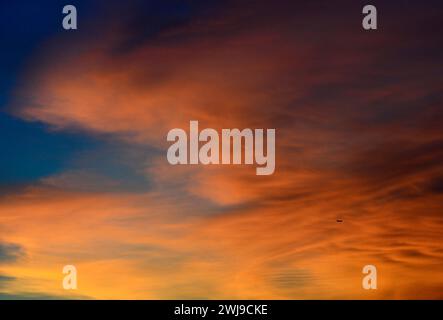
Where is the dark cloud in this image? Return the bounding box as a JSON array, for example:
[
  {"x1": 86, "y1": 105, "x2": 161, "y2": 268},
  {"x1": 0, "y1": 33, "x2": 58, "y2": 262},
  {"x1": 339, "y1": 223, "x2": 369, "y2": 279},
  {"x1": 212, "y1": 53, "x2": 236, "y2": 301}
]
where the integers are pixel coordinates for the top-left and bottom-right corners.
[
  {"x1": 0, "y1": 272, "x2": 90, "y2": 299},
  {"x1": 426, "y1": 176, "x2": 443, "y2": 195},
  {"x1": 0, "y1": 243, "x2": 24, "y2": 264},
  {"x1": 344, "y1": 140, "x2": 443, "y2": 188},
  {"x1": 0, "y1": 274, "x2": 15, "y2": 289},
  {"x1": 0, "y1": 292, "x2": 91, "y2": 300}
]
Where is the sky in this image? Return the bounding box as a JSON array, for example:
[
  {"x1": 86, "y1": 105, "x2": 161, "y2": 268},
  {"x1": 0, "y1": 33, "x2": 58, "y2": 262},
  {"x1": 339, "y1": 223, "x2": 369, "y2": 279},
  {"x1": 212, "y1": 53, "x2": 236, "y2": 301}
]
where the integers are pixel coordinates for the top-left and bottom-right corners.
[{"x1": 1, "y1": 0, "x2": 443, "y2": 299}]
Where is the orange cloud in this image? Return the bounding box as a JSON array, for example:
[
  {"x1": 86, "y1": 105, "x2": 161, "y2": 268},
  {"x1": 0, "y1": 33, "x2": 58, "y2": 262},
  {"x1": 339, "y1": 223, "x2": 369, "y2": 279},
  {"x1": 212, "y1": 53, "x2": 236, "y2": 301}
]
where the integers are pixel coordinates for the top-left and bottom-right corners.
[{"x1": 3, "y1": 0, "x2": 443, "y2": 299}]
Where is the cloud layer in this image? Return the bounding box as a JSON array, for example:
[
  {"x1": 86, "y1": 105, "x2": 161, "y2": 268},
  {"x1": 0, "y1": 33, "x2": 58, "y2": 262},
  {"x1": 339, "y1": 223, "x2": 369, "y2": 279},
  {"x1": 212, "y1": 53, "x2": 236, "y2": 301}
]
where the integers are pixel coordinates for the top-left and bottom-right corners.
[{"x1": 2, "y1": 0, "x2": 443, "y2": 299}]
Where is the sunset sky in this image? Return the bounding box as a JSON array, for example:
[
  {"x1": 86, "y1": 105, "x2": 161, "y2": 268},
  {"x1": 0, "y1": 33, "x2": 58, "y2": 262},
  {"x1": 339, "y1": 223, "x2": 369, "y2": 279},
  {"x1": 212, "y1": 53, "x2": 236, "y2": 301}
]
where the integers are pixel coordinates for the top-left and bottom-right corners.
[{"x1": 1, "y1": 0, "x2": 443, "y2": 299}]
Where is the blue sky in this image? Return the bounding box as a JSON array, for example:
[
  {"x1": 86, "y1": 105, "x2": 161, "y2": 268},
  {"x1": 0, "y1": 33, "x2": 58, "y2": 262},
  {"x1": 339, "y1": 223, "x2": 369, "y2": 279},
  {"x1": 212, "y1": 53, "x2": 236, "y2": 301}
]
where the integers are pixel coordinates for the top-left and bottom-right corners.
[{"x1": 0, "y1": 0, "x2": 163, "y2": 190}]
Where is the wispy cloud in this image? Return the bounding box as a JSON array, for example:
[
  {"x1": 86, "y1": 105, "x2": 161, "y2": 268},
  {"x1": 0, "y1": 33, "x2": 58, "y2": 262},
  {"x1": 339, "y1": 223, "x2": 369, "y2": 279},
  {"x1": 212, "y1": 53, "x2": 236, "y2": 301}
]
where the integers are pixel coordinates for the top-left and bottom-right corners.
[{"x1": 2, "y1": 0, "x2": 443, "y2": 299}]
